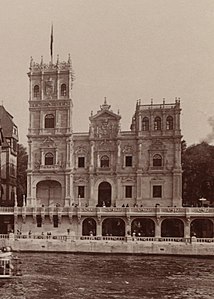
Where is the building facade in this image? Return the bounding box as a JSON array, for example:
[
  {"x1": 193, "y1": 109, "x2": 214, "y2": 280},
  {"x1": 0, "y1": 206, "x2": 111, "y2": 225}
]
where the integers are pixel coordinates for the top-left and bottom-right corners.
[
  {"x1": 0, "y1": 106, "x2": 18, "y2": 233},
  {"x1": 7, "y1": 55, "x2": 211, "y2": 240}
]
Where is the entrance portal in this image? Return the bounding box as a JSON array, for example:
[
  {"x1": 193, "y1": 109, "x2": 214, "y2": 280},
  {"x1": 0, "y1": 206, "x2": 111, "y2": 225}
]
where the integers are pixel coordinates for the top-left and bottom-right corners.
[{"x1": 98, "y1": 182, "x2": 111, "y2": 207}]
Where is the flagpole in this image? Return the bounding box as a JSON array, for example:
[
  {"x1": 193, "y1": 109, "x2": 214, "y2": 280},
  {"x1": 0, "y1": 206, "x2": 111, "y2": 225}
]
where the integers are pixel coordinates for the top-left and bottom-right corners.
[{"x1": 50, "y1": 24, "x2": 53, "y2": 64}]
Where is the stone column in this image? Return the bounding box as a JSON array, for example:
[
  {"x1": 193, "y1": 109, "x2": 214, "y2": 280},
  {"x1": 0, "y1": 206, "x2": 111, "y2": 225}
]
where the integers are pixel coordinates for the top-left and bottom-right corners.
[
  {"x1": 96, "y1": 219, "x2": 102, "y2": 237},
  {"x1": 184, "y1": 218, "x2": 191, "y2": 239},
  {"x1": 155, "y1": 219, "x2": 161, "y2": 238}
]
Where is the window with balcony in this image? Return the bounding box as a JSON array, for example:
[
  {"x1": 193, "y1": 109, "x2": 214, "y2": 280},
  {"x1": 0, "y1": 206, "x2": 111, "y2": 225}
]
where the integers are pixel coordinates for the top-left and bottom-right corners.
[
  {"x1": 78, "y1": 186, "x2": 85, "y2": 198},
  {"x1": 153, "y1": 154, "x2": 162, "y2": 167},
  {"x1": 154, "y1": 117, "x2": 161, "y2": 130},
  {"x1": 61, "y1": 84, "x2": 67, "y2": 96},
  {"x1": 142, "y1": 117, "x2": 149, "y2": 131},
  {"x1": 153, "y1": 185, "x2": 162, "y2": 198},
  {"x1": 100, "y1": 155, "x2": 109, "y2": 168},
  {"x1": 166, "y1": 116, "x2": 173, "y2": 130},
  {"x1": 125, "y1": 155, "x2": 133, "y2": 167},
  {"x1": 45, "y1": 114, "x2": 55, "y2": 128},
  {"x1": 125, "y1": 186, "x2": 132, "y2": 198},
  {"x1": 45, "y1": 152, "x2": 54, "y2": 165},
  {"x1": 78, "y1": 157, "x2": 85, "y2": 168}
]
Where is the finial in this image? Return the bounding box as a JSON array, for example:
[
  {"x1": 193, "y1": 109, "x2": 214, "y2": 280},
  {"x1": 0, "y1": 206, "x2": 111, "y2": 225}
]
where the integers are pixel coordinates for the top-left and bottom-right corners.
[
  {"x1": 91, "y1": 110, "x2": 93, "y2": 116},
  {"x1": 104, "y1": 97, "x2": 107, "y2": 104},
  {"x1": 151, "y1": 98, "x2": 153, "y2": 105},
  {"x1": 40, "y1": 56, "x2": 43, "y2": 66},
  {"x1": 57, "y1": 54, "x2": 59, "y2": 64},
  {"x1": 163, "y1": 98, "x2": 165, "y2": 104},
  {"x1": 30, "y1": 56, "x2": 33, "y2": 68},
  {"x1": 117, "y1": 109, "x2": 120, "y2": 115},
  {"x1": 68, "y1": 53, "x2": 71, "y2": 64},
  {"x1": 138, "y1": 99, "x2": 141, "y2": 105}
]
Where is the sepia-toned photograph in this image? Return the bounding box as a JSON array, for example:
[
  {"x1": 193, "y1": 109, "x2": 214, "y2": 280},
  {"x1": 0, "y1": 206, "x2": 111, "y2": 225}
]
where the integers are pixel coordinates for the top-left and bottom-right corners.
[{"x1": 0, "y1": 0, "x2": 214, "y2": 298}]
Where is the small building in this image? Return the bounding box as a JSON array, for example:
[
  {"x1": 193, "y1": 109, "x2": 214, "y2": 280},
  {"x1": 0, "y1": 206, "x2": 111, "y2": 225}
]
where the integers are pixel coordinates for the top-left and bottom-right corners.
[{"x1": 0, "y1": 106, "x2": 18, "y2": 233}]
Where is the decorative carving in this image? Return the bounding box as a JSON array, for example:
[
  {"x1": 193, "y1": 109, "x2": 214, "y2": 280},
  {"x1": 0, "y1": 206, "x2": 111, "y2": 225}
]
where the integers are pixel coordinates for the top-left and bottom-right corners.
[
  {"x1": 127, "y1": 215, "x2": 131, "y2": 226},
  {"x1": 45, "y1": 77, "x2": 55, "y2": 97},
  {"x1": 77, "y1": 214, "x2": 81, "y2": 224},
  {"x1": 122, "y1": 145, "x2": 133, "y2": 154},
  {"x1": 74, "y1": 177, "x2": 88, "y2": 184},
  {"x1": 150, "y1": 139, "x2": 165, "y2": 150},
  {"x1": 42, "y1": 136, "x2": 56, "y2": 148},
  {"x1": 121, "y1": 176, "x2": 136, "y2": 183},
  {"x1": 97, "y1": 215, "x2": 102, "y2": 224},
  {"x1": 75, "y1": 146, "x2": 88, "y2": 155},
  {"x1": 98, "y1": 140, "x2": 114, "y2": 151}
]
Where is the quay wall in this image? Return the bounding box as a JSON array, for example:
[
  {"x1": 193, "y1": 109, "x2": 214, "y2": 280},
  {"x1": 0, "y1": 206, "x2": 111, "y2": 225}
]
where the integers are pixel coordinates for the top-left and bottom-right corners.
[{"x1": 2, "y1": 237, "x2": 214, "y2": 256}]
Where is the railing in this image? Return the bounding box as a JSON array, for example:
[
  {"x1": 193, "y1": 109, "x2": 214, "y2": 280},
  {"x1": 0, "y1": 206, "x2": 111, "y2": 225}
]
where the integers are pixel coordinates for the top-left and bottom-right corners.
[
  {"x1": 1, "y1": 206, "x2": 214, "y2": 216},
  {"x1": 8, "y1": 234, "x2": 214, "y2": 244}
]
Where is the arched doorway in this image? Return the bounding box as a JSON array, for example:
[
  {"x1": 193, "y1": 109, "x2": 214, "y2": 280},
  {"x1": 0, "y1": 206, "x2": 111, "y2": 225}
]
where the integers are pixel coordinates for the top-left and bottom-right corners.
[
  {"x1": 36, "y1": 180, "x2": 62, "y2": 206},
  {"x1": 131, "y1": 218, "x2": 155, "y2": 237},
  {"x1": 98, "y1": 182, "x2": 111, "y2": 207},
  {"x1": 191, "y1": 219, "x2": 213, "y2": 238},
  {"x1": 82, "y1": 218, "x2": 97, "y2": 236},
  {"x1": 161, "y1": 218, "x2": 184, "y2": 237},
  {"x1": 102, "y1": 218, "x2": 125, "y2": 236}
]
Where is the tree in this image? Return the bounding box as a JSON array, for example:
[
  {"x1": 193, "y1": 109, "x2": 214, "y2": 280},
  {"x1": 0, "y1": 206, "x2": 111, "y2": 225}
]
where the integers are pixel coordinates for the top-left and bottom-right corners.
[
  {"x1": 182, "y1": 142, "x2": 214, "y2": 206},
  {"x1": 17, "y1": 144, "x2": 28, "y2": 206}
]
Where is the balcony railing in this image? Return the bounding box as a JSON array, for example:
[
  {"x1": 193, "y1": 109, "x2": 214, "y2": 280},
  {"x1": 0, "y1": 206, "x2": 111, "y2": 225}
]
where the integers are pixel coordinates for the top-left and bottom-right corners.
[
  {"x1": 1, "y1": 206, "x2": 214, "y2": 217},
  {"x1": 7, "y1": 234, "x2": 214, "y2": 244}
]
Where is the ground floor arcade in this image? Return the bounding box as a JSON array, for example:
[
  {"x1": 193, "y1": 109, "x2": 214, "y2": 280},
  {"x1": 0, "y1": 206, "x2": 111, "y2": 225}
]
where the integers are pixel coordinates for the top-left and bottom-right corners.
[{"x1": 10, "y1": 215, "x2": 214, "y2": 239}]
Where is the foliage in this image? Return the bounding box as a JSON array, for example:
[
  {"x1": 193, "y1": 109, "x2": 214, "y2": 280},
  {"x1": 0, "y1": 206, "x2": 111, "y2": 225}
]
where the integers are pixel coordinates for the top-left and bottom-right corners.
[
  {"x1": 182, "y1": 141, "x2": 214, "y2": 206},
  {"x1": 17, "y1": 143, "x2": 28, "y2": 206}
]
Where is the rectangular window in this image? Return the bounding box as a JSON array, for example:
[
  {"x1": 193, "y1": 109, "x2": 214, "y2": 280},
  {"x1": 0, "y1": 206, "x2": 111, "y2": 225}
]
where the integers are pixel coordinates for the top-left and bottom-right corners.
[
  {"x1": 53, "y1": 215, "x2": 58, "y2": 228},
  {"x1": 153, "y1": 186, "x2": 162, "y2": 198},
  {"x1": 78, "y1": 157, "x2": 85, "y2": 168},
  {"x1": 36, "y1": 215, "x2": 42, "y2": 227},
  {"x1": 125, "y1": 186, "x2": 132, "y2": 198},
  {"x1": 125, "y1": 156, "x2": 132, "y2": 167},
  {"x1": 78, "y1": 186, "x2": 85, "y2": 198}
]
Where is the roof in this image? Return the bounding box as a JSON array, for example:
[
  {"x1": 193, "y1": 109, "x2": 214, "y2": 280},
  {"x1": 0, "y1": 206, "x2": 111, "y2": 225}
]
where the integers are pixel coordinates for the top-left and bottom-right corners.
[{"x1": 0, "y1": 106, "x2": 18, "y2": 139}]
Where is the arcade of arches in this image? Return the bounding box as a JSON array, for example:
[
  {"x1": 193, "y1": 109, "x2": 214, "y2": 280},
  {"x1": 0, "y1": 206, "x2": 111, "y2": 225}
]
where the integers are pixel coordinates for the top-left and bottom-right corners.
[{"x1": 81, "y1": 217, "x2": 214, "y2": 238}]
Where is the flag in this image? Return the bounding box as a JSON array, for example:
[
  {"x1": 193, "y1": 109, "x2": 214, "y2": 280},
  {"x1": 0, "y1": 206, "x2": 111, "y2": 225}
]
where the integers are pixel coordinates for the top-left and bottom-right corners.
[{"x1": 50, "y1": 24, "x2": 53, "y2": 58}]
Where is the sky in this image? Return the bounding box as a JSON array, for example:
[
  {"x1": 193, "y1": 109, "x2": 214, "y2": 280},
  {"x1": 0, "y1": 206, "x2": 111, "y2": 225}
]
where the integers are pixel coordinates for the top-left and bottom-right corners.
[{"x1": 0, "y1": 0, "x2": 214, "y2": 146}]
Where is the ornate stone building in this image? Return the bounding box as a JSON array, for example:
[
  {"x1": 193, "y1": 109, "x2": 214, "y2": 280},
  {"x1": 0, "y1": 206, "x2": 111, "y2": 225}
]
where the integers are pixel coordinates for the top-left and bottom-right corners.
[
  {"x1": 18, "y1": 55, "x2": 191, "y2": 238},
  {"x1": 27, "y1": 56, "x2": 182, "y2": 212}
]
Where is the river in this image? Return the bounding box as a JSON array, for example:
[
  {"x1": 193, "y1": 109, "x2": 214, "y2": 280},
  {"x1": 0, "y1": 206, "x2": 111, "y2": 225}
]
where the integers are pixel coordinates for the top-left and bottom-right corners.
[{"x1": 0, "y1": 253, "x2": 214, "y2": 299}]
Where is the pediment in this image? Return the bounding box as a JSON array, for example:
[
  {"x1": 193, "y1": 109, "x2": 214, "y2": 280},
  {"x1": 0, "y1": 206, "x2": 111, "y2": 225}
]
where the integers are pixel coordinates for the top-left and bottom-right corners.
[{"x1": 90, "y1": 109, "x2": 120, "y2": 121}]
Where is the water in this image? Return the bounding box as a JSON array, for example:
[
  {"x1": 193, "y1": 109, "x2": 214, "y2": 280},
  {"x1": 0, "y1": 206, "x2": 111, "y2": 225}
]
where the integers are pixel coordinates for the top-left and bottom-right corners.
[{"x1": 0, "y1": 253, "x2": 214, "y2": 299}]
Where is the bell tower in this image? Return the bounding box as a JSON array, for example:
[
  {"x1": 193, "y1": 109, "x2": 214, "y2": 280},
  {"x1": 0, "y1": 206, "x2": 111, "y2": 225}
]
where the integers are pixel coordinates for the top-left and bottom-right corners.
[{"x1": 27, "y1": 55, "x2": 74, "y2": 207}]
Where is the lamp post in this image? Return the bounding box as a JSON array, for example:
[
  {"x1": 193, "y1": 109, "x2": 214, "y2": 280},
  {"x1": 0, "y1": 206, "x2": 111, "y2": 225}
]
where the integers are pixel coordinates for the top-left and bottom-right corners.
[{"x1": 199, "y1": 197, "x2": 206, "y2": 207}]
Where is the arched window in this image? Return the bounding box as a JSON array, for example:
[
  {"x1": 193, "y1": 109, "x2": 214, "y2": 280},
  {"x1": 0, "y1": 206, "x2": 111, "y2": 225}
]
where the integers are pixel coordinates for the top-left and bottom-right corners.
[
  {"x1": 34, "y1": 85, "x2": 39, "y2": 98},
  {"x1": 45, "y1": 153, "x2": 54, "y2": 165},
  {"x1": 45, "y1": 114, "x2": 55, "y2": 128},
  {"x1": 166, "y1": 116, "x2": 173, "y2": 130},
  {"x1": 100, "y1": 155, "x2": 109, "y2": 168},
  {"x1": 142, "y1": 117, "x2": 149, "y2": 131},
  {"x1": 61, "y1": 84, "x2": 67, "y2": 96},
  {"x1": 154, "y1": 116, "x2": 161, "y2": 130},
  {"x1": 153, "y1": 154, "x2": 162, "y2": 167}
]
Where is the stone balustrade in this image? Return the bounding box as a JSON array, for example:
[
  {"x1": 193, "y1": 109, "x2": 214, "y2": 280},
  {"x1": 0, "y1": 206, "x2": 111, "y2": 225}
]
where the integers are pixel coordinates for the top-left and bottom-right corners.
[{"x1": 1, "y1": 206, "x2": 214, "y2": 218}]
